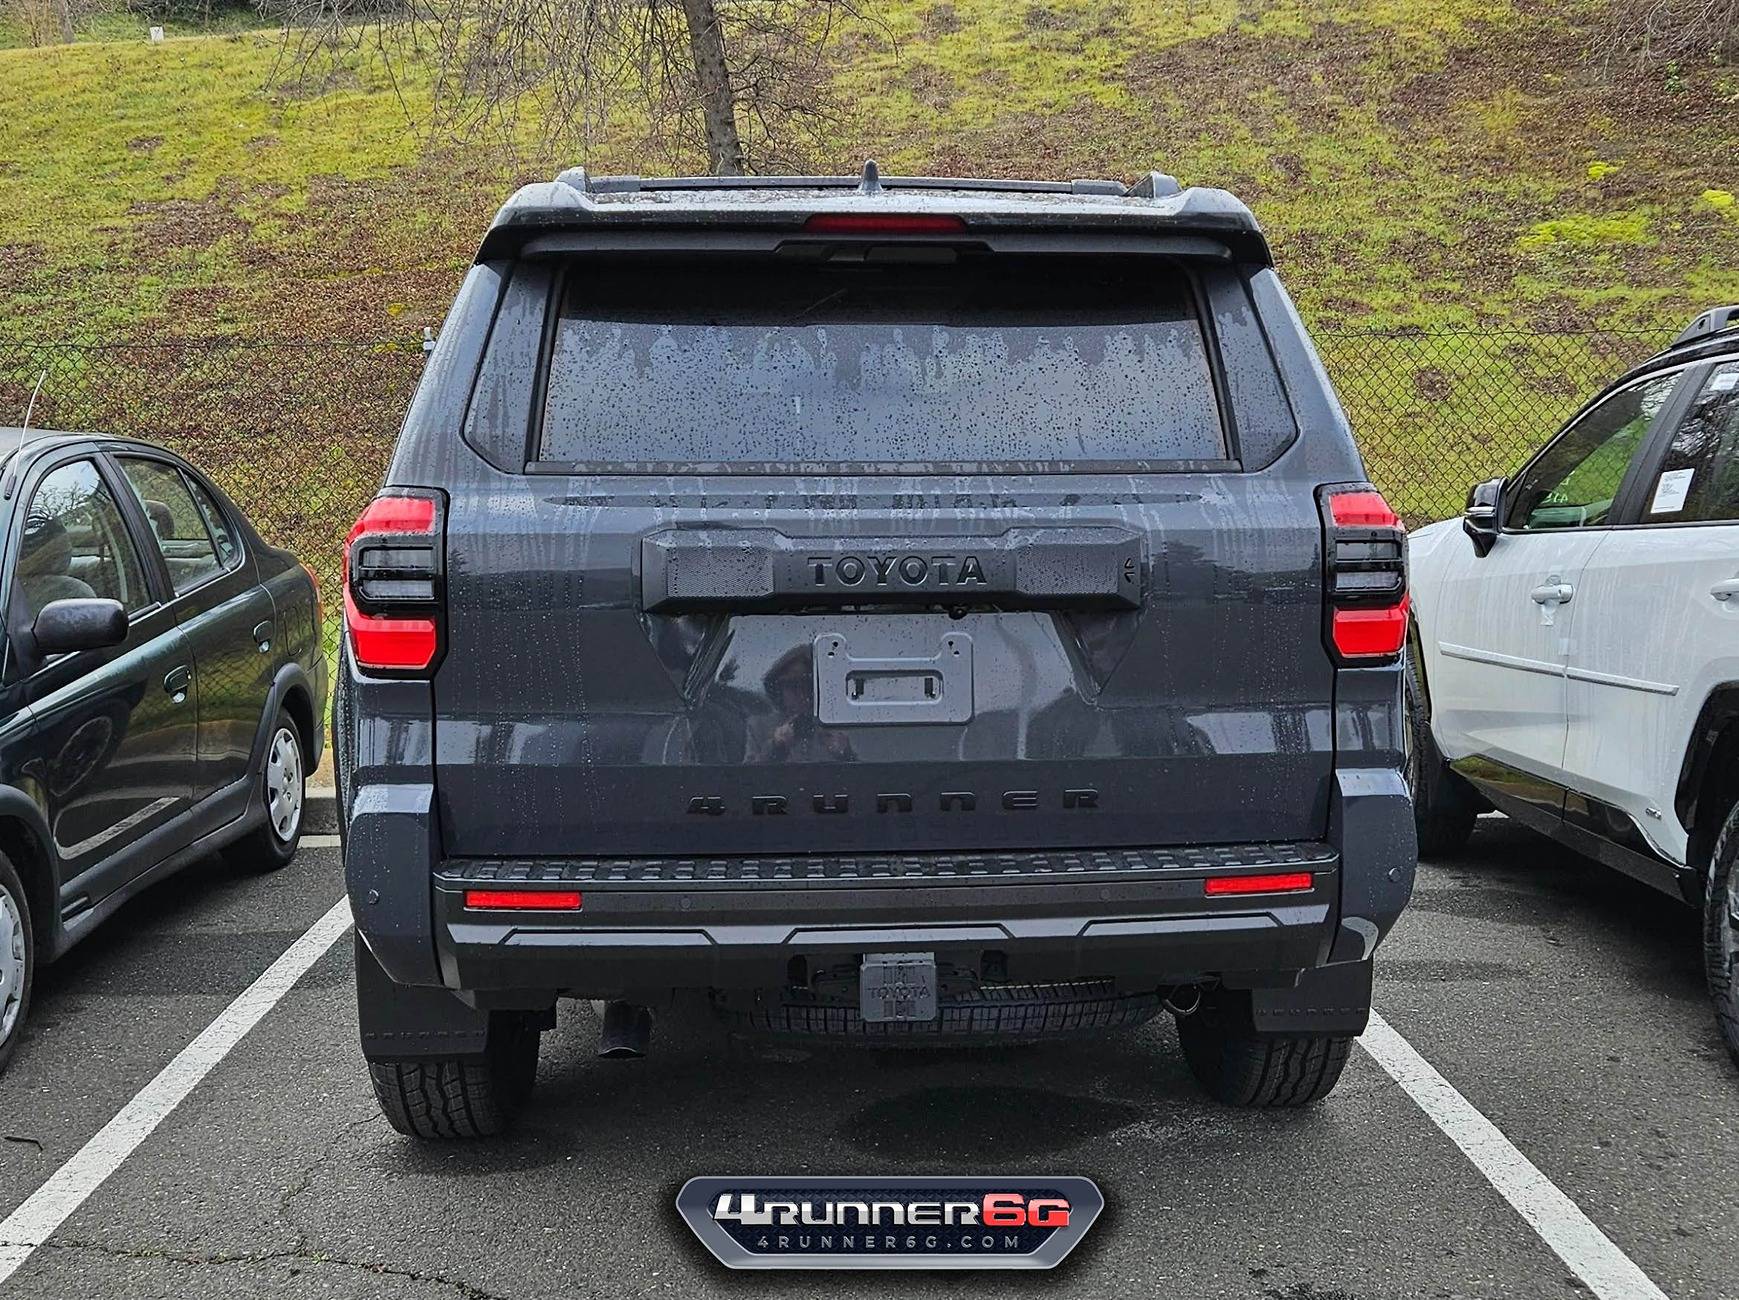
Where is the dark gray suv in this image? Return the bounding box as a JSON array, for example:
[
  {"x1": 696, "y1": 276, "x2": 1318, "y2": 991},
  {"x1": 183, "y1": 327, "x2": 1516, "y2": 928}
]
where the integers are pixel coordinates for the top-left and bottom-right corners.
[{"x1": 336, "y1": 167, "x2": 1417, "y2": 1138}]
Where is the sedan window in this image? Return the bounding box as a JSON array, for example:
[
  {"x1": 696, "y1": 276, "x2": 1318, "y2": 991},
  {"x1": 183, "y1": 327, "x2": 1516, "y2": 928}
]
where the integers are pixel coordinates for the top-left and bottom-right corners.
[
  {"x1": 15, "y1": 459, "x2": 151, "y2": 619},
  {"x1": 115, "y1": 458, "x2": 223, "y2": 595},
  {"x1": 1506, "y1": 372, "x2": 1681, "y2": 531}
]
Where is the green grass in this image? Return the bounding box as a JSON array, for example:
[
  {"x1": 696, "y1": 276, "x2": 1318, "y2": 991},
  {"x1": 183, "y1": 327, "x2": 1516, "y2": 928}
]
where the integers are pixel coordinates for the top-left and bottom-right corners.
[{"x1": 1, "y1": 0, "x2": 1733, "y2": 340}]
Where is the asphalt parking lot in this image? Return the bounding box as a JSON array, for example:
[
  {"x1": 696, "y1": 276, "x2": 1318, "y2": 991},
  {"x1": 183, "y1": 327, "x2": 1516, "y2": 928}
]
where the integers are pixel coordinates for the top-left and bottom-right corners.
[{"x1": 0, "y1": 817, "x2": 1734, "y2": 1300}]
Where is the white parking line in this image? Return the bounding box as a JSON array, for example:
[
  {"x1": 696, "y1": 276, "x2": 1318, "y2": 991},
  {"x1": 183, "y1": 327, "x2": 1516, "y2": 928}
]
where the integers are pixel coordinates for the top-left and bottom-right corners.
[
  {"x1": 1360, "y1": 1011, "x2": 1670, "y2": 1300},
  {"x1": 302, "y1": 834, "x2": 342, "y2": 849},
  {"x1": 0, "y1": 896, "x2": 353, "y2": 1287}
]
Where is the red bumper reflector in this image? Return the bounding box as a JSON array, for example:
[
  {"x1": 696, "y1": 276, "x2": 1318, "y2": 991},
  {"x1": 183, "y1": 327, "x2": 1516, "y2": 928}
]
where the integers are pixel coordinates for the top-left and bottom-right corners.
[
  {"x1": 463, "y1": 889, "x2": 583, "y2": 911},
  {"x1": 1204, "y1": 872, "x2": 1315, "y2": 897},
  {"x1": 802, "y1": 213, "x2": 968, "y2": 235},
  {"x1": 1331, "y1": 595, "x2": 1410, "y2": 659}
]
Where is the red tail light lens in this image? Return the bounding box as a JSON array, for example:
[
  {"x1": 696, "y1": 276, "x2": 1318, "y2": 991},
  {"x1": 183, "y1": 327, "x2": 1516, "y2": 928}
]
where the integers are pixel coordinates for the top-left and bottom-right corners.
[
  {"x1": 464, "y1": 889, "x2": 583, "y2": 911},
  {"x1": 1327, "y1": 491, "x2": 1400, "y2": 529},
  {"x1": 1320, "y1": 484, "x2": 1407, "y2": 663},
  {"x1": 1332, "y1": 596, "x2": 1411, "y2": 659},
  {"x1": 344, "y1": 491, "x2": 442, "y2": 674},
  {"x1": 1204, "y1": 872, "x2": 1315, "y2": 896},
  {"x1": 802, "y1": 213, "x2": 968, "y2": 235},
  {"x1": 343, "y1": 602, "x2": 438, "y2": 670},
  {"x1": 349, "y1": 496, "x2": 435, "y2": 539}
]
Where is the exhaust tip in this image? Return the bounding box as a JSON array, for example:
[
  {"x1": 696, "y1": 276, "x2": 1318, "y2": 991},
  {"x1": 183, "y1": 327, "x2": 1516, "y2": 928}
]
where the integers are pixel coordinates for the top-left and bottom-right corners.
[{"x1": 597, "y1": 1000, "x2": 653, "y2": 1059}]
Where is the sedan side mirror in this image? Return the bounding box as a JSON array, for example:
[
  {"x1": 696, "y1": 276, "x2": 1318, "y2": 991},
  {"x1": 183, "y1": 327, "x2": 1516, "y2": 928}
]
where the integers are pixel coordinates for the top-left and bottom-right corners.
[
  {"x1": 33, "y1": 598, "x2": 128, "y2": 655},
  {"x1": 1462, "y1": 478, "x2": 1504, "y2": 557}
]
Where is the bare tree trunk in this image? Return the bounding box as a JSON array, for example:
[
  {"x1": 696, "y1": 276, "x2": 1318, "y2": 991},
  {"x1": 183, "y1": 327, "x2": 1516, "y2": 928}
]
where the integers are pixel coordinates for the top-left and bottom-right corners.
[
  {"x1": 51, "y1": 0, "x2": 74, "y2": 44},
  {"x1": 679, "y1": 0, "x2": 745, "y2": 175}
]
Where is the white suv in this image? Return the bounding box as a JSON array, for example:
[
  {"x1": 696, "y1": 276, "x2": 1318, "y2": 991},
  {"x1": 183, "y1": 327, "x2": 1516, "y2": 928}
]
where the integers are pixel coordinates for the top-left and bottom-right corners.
[{"x1": 1406, "y1": 305, "x2": 1739, "y2": 1064}]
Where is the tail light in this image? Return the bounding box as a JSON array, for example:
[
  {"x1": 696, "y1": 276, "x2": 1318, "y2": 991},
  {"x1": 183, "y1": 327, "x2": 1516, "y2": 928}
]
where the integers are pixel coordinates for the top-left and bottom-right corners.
[
  {"x1": 343, "y1": 489, "x2": 444, "y2": 674},
  {"x1": 1319, "y1": 484, "x2": 1407, "y2": 664}
]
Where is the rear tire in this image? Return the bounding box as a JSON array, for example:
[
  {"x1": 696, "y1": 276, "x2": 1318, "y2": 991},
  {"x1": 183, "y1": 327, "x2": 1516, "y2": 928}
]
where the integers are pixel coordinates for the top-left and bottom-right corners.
[
  {"x1": 228, "y1": 708, "x2": 306, "y2": 872},
  {"x1": 1404, "y1": 649, "x2": 1477, "y2": 858},
  {"x1": 1702, "y1": 799, "x2": 1739, "y2": 1069},
  {"x1": 368, "y1": 1013, "x2": 542, "y2": 1139},
  {"x1": 1176, "y1": 991, "x2": 1351, "y2": 1108},
  {"x1": 0, "y1": 854, "x2": 34, "y2": 1075}
]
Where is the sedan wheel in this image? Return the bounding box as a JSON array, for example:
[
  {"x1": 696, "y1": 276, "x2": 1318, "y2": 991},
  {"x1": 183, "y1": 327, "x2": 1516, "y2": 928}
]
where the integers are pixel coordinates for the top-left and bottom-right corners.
[
  {"x1": 0, "y1": 877, "x2": 28, "y2": 1048},
  {"x1": 265, "y1": 724, "x2": 304, "y2": 845}
]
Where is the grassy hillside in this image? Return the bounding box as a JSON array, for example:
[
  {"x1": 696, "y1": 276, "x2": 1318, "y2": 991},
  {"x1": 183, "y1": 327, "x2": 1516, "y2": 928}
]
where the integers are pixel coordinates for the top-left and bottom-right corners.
[
  {"x1": 0, "y1": 0, "x2": 1734, "y2": 567},
  {"x1": 0, "y1": 0, "x2": 1733, "y2": 345}
]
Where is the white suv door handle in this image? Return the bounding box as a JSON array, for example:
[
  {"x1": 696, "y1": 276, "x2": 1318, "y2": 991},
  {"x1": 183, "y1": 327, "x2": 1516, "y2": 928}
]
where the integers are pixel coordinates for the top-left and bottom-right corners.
[
  {"x1": 1530, "y1": 582, "x2": 1574, "y2": 604},
  {"x1": 1712, "y1": 579, "x2": 1739, "y2": 602}
]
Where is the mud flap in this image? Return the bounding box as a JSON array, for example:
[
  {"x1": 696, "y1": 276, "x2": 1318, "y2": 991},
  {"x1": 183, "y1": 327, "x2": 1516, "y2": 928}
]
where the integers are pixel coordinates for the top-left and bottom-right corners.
[
  {"x1": 355, "y1": 933, "x2": 492, "y2": 1061},
  {"x1": 1249, "y1": 959, "x2": 1372, "y2": 1037}
]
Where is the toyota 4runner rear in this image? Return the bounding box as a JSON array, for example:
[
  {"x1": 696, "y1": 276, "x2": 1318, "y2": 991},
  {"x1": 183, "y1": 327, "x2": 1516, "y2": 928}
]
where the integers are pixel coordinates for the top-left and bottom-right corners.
[{"x1": 335, "y1": 166, "x2": 1417, "y2": 1139}]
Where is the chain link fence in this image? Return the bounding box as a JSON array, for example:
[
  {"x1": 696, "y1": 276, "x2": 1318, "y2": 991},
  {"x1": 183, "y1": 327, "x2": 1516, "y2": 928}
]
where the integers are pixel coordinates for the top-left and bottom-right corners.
[{"x1": 1, "y1": 324, "x2": 1676, "y2": 660}]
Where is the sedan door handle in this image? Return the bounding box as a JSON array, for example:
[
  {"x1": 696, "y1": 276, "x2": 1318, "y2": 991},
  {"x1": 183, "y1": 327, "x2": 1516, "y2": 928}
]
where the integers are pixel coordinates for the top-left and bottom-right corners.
[
  {"x1": 253, "y1": 619, "x2": 275, "y2": 653},
  {"x1": 1712, "y1": 580, "x2": 1739, "y2": 602},
  {"x1": 1530, "y1": 582, "x2": 1574, "y2": 604},
  {"x1": 163, "y1": 665, "x2": 192, "y2": 702}
]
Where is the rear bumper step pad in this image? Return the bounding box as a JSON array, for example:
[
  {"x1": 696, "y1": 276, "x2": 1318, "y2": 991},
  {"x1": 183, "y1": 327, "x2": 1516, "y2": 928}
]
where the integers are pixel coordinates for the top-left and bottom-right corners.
[
  {"x1": 430, "y1": 842, "x2": 1340, "y2": 997},
  {"x1": 437, "y1": 840, "x2": 1335, "y2": 887}
]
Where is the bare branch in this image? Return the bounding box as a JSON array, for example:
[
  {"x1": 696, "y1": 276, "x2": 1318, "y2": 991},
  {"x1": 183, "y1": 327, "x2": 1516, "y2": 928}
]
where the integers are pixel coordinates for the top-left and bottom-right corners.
[
  {"x1": 254, "y1": 0, "x2": 880, "y2": 174},
  {"x1": 1596, "y1": 0, "x2": 1739, "y2": 74}
]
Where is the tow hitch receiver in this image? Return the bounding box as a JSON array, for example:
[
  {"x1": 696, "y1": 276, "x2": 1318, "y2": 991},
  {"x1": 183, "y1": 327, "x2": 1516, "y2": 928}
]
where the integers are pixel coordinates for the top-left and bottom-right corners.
[{"x1": 860, "y1": 952, "x2": 939, "y2": 1023}]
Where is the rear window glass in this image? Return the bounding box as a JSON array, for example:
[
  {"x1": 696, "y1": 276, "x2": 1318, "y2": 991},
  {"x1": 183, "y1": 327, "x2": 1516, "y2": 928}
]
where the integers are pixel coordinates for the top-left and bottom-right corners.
[{"x1": 537, "y1": 257, "x2": 1226, "y2": 469}]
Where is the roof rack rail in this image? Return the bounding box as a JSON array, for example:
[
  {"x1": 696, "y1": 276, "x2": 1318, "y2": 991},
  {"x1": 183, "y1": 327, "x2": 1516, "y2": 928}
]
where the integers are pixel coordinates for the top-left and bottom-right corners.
[
  {"x1": 1672, "y1": 304, "x2": 1739, "y2": 348},
  {"x1": 553, "y1": 163, "x2": 1184, "y2": 201}
]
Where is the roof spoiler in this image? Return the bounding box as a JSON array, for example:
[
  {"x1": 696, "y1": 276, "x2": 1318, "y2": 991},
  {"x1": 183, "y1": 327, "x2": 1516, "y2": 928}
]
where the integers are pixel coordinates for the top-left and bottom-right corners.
[
  {"x1": 552, "y1": 160, "x2": 1185, "y2": 202},
  {"x1": 480, "y1": 162, "x2": 1266, "y2": 263},
  {"x1": 1672, "y1": 304, "x2": 1739, "y2": 348}
]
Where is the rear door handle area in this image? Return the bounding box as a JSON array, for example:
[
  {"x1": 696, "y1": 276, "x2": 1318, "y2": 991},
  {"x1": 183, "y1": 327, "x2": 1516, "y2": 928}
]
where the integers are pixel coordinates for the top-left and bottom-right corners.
[
  {"x1": 253, "y1": 619, "x2": 275, "y2": 652},
  {"x1": 1530, "y1": 582, "x2": 1574, "y2": 604},
  {"x1": 1712, "y1": 579, "x2": 1739, "y2": 602},
  {"x1": 163, "y1": 665, "x2": 192, "y2": 702}
]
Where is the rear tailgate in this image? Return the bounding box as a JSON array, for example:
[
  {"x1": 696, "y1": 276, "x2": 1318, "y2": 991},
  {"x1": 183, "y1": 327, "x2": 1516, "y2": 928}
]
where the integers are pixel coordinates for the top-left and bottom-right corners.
[{"x1": 430, "y1": 250, "x2": 1336, "y2": 857}]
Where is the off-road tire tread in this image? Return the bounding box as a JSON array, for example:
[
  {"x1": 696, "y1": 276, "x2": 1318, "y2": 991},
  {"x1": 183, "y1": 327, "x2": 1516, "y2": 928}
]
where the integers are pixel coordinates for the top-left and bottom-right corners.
[
  {"x1": 1178, "y1": 1014, "x2": 1352, "y2": 1108},
  {"x1": 1701, "y1": 800, "x2": 1739, "y2": 1067},
  {"x1": 367, "y1": 1020, "x2": 538, "y2": 1139}
]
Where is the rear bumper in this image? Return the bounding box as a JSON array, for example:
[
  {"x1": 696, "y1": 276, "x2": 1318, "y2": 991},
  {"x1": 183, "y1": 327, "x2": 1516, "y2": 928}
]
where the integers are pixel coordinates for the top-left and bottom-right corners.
[{"x1": 430, "y1": 843, "x2": 1342, "y2": 1000}]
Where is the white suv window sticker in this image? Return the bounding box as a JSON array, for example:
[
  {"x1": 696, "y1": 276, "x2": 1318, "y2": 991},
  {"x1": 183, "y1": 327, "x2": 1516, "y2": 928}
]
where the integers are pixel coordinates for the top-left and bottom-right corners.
[{"x1": 1651, "y1": 466, "x2": 1696, "y2": 514}]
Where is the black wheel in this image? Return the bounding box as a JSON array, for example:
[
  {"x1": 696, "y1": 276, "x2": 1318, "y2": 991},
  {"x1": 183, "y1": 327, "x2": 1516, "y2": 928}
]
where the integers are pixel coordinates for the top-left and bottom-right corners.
[
  {"x1": 1702, "y1": 799, "x2": 1739, "y2": 1069},
  {"x1": 1404, "y1": 649, "x2": 1477, "y2": 857},
  {"x1": 228, "y1": 707, "x2": 306, "y2": 872},
  {"x1": 1176, "y1": 990, "x2": 1351, "y2": 1108},
  {"x1": 368, "y1": 1013, "x2": 542, "y2": 1139},
  {"x1": 0, "y1": 852, "x2": 36, "y2": 1075}
]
